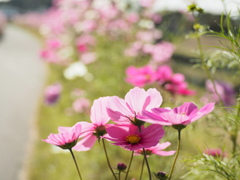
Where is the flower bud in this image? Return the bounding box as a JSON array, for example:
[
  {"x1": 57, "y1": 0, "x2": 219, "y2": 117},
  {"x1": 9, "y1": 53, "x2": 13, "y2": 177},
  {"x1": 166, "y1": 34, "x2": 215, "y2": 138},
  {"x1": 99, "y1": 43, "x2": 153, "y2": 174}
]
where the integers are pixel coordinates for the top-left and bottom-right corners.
[
  {"x1": 117, "y1": 163, "x2": 127, "y2": 172},
  {"x1": 155, "y1": 171, "x2": 168, "y2": 180}
]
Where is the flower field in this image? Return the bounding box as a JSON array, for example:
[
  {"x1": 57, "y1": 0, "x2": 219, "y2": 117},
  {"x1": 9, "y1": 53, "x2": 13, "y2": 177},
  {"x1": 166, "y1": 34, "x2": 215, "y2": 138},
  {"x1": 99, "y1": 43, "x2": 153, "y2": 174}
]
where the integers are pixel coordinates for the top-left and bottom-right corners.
[{"x1": 14, "y1": 0, "x2": 240, "y2": 180}]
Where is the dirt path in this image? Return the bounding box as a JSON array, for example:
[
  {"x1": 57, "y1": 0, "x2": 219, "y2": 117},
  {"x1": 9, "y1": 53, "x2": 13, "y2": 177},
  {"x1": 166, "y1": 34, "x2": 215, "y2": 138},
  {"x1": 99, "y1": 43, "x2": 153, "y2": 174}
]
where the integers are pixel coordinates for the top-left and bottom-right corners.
[{"x1": 0, "y1": 24, "x2": 46, "y2": 180}]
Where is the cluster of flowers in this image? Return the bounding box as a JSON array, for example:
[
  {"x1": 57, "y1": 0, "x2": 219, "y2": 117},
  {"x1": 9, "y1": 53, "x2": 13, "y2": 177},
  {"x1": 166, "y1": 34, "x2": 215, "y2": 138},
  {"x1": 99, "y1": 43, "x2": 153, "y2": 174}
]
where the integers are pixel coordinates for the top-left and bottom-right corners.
[
  {"x1": 126, "y1": 65, "x2": 195, "y2": 96},
  {"x1": 43, "y1": 87, "x2": 214, "y2": 179}
]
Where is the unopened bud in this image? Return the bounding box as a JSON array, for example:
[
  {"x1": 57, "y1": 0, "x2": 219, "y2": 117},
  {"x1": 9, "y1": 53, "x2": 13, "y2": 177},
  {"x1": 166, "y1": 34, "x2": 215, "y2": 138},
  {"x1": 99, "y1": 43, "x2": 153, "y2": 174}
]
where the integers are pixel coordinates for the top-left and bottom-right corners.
[
  {"x1": 117, "y1": 163, "x2": 127, "y2": 172},
  {"x1": 155, "y1": 171, "x2": 168, "y2": 180}
]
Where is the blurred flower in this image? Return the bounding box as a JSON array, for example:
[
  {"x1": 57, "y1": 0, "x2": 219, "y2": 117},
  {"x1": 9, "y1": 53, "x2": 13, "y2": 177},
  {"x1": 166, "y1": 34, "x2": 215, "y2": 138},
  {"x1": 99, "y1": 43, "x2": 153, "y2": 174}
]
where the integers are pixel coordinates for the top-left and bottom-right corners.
[
  {"x1": 64, "y1": 62, "x2": 88, "y2": 80},
  {"x1": 44, "y1": 83, "x2": 62, "y2": 105},
  {"x1": 126, "y1": 13, "x2": 139, "y2": 23},
  {"x1": 156, "y1": 65, "x2": 195, "y2": 96},
  {"x1": 81, "y1": 52, "x2": 97, "y2": 64},
  {"x1": 72, "y1": 98, "x2": 91, "y2": 113},
  {"x1": 42, "y1": 123, "x2": 82, "y2": 150},
  {"x1": 134, "y1": 142, "x2": 175, "y2": 157},
  {"x1": 105, "y1": 124, "x2": 164, "y2": 151},
  {"x1": 76, "y1": 34, "x2": 95, "y2": 53},
  {"x1": 125, "y1": 65, "x2": 156, "y2": 87},
  {"x1": 203, "y1": 80, "x2": 235, "y2": 106},
  {"x1": 139, "y1": 102, "x2": 215, "y2": 126},
  {"x1": 150, "y1": 42, "x2": 174, "y2": 64},
  {"x1": 204, "y1": 148, "x2": 227, "y2": 158}
]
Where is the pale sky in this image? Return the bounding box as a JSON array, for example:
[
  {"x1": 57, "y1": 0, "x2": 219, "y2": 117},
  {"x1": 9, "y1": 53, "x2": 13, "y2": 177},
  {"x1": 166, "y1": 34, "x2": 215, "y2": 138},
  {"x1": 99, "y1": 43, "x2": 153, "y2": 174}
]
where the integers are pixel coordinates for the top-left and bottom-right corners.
[{"x1": 154, "y1": 0, "x2": 240, "y2": 16}]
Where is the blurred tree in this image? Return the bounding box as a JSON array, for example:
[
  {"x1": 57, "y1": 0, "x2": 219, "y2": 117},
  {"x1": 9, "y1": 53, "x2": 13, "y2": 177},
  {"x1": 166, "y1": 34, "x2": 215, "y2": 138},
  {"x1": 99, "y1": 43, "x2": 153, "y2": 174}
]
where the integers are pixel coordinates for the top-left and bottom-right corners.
[{"x1": 5, "y1": 0, "x2": 52, "y2": 11}]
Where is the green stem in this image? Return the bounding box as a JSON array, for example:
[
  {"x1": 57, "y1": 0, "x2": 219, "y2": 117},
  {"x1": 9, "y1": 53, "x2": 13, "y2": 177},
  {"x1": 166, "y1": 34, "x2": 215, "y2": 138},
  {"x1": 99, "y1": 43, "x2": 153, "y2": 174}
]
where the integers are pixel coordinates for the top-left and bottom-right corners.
[
  {"x1": 69, "y1": 149, "x2": 83, "y2": 180},
  {"x1": 168, "y1": 129, "x2": 182, "y2": 180},
  {"x1": 119, "y1": 171, "x2": 121, "y2": 180},
  {"x1": 196, "y1": 36, "x2": 225, "y2": 107},
  {"x1": 232, "y1": 93, "x2": 240, "y2": 157},
  {"x1": 139, "y1": 156, "x2": 145, "y2": 180},
  {"x1": 125, "y1": 151, "x2": 134, "y2": 180},
  {"x1": 143, "y1": 148, "x2": 152, "y2": 180},
  {"x1": 102, "y1": 139, "x2": 118, "y2": 180}
]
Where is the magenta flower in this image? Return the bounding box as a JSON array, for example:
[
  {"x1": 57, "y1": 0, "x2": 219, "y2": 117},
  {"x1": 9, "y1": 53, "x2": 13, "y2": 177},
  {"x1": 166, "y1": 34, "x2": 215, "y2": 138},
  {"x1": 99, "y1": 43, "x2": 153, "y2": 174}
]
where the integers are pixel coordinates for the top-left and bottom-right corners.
[
  {"x1": 107, "y1": 87, "x2": 162, "y2": 126},
  {"x1": 42, "y1": 123, "x2": 82, "y2": 149},
  {"x1": 139, "y1": 102, "x2": 215, "y2": 126},
  {"x1": 70, "y1": 97, "x2": 111, "y2": 151},
  {"x1": 72, "y1": 97, "x2": 91, "y2": 113},
  {"x1": 104, "y1": 124, "x2": 164, "y2": 151},
  {"x1": 203, "y1": 80, "x2": 235, "y2": 106},
  {"x1": 44, "y1": 83, "x2": 62, "y2": 105},
  {"x1": 155, "y1": 65, "x2": 195, "y2": 96},
  {"x1": 204, "y1": 148, "x2": 227, "y2": 158},
  {"x1": 134, "y1": 142, "x2": 176, "y2": 157},
  {"x1": 125, "y1": 65, "x2": 156, "y2": 87},
  {"x1": 150, "y1": 42, "x2": 174, "y2": 64}
]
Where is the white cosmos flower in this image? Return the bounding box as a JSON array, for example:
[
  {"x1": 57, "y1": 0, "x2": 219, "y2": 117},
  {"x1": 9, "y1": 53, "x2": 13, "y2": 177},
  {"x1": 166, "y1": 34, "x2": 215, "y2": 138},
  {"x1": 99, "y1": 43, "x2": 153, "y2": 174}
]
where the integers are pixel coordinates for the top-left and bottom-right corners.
[{"x1": 64, "y1": 62, "x2": 88, "y2": 80}]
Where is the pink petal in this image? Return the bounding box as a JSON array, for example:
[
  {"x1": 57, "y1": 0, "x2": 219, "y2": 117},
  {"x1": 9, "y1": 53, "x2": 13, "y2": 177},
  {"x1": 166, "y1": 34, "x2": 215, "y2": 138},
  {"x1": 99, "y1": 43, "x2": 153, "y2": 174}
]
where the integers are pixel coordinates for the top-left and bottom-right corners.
[
  {"x1": 91, "y1": 97, "x2": 110, "y2": 125},
  {"x1": 107, "y1": 96, "x2": 134, "y2": 122},
  {"x1": 190, "y1": 103, "x2": 215, "y2": 123},
  {"x1": 73, "y1": 135, "x2": 97, "y2": 151},
  {"x1": 141, "y1": 124, "x2": 164, "y2": 140},
  {"x1": 154, "y1": 150, "x2": 176, "y2": 156},
  {"x1": 173, "y1": 102, "x2": 198, "y2": 116},
  {"x1": 145, "y1": 88, "x2": 163, "y2": 110},
  {"x1": 106, "y1": 125, "x2": 128, "y2": 140},
  {"x1": 124, "y1": 87, "x2": 150, "y2": 114}
]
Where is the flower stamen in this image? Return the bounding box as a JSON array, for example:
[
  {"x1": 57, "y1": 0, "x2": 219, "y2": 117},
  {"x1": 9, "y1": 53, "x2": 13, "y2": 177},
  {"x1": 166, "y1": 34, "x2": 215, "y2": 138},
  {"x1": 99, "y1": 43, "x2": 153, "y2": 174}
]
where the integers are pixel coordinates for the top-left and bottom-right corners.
[{"x1": 125, "y1": 134, "x2": 141, "y2": 144}]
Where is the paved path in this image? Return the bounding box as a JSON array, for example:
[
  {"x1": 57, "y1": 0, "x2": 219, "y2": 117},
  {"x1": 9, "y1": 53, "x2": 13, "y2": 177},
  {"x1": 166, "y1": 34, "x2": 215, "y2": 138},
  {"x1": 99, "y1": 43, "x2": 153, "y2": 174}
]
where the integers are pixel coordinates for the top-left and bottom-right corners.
[{"x1": 0, "y1": 24, "x2": 46, "y2": 180}]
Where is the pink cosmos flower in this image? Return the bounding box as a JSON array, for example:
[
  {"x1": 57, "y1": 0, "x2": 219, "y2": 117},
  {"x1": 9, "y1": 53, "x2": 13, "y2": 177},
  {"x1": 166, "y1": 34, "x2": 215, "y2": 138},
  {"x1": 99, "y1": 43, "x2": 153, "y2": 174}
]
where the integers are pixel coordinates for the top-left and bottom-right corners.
[
  {"x1": 125, "y1": 65, "x2": 156, "y2": 87},
  {"x1": 134, "y1": 142, "x2": 176, "y2": 157},
  {"x1": 81, "y1": 52, "x2": 96, "y2": 64},
  {"x1": 42, "y1": 123, "x2": 82, "y2": 149},
  {"x1": 104, "y1": 124, "x2": 164, "y2": 151},
  {"x1": 204, "y1": 148, "x2": 227, "y2": 158},
  {"x1": 106, "y1": 87, "x2": 162, "y2": 125},
  {"x1": 126, "y1": 13, "x2": 139, "y2": 24},
  {"x1": 44, "y1": 83, "x2": 62, "y2": 105},
  {"x1": 72, "y1": 97, "x2": 91, "y2": 113},
  {"x1": 203, "y1": 80, "x2": 235, "y2": 106},
  {"x1": 138, "y1": 102, "x2": 215, "y2": 126},
  {"x1": 150, "y1": 42, "x2": 174, "y2": 63},
  {"x1": 76, "y1": 35, "x2": 95, "y2": 53},
  {"x1": 156, "y1": 65, "x2": 195, "y2": 96},
  {"x1": 124, "y1": 41, "x2": 142, "y2": 57},
  {"x1": 70, "y1": 97, "x2": 111, "y2": 151}
]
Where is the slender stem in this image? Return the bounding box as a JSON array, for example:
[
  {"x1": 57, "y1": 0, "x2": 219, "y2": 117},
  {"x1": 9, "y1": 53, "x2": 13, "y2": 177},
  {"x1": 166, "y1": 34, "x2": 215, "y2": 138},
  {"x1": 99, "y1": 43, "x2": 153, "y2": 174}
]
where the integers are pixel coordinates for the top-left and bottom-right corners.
[
  {"x1": 139, "y1": 156, "x2": 145, "y2": 180},
  {"x1": 232, "y1": 93, "x2": 240, "y2": 157},
  {"x1": 119, "y1": 171, "x2": 121, "y2": 180},
  {"x1": 102, "y1": 139, "x2": 118, "y2": 180},
  {"x1": 168, "y1": 129, "x2": 182, "y2": 180},
  {"x1": 69, "y1": 149, "x2": 83, "y2": 180},
  {"x1": 125, "y1": 151, "x2": 134, "y2": 180},
  {"x1": 196, "y1": 28, "x2": 225, "y2": 107},
  {"x1": 143, "y1": 148, "x2": 152, "y2": 180}
]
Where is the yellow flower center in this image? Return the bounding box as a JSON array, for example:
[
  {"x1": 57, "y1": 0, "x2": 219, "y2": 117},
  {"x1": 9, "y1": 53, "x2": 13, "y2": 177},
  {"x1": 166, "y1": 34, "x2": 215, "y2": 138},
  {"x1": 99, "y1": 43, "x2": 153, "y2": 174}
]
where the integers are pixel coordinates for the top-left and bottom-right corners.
[
  {"x1": 180, "y1": 112, "x2": 186, "y2": 115},
  {"x1": 125, "y1": 134, "x2": 141, "y2": 144},
  {"x1": 145, "y1": 74, "x2": 151, "y2": 80}
]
